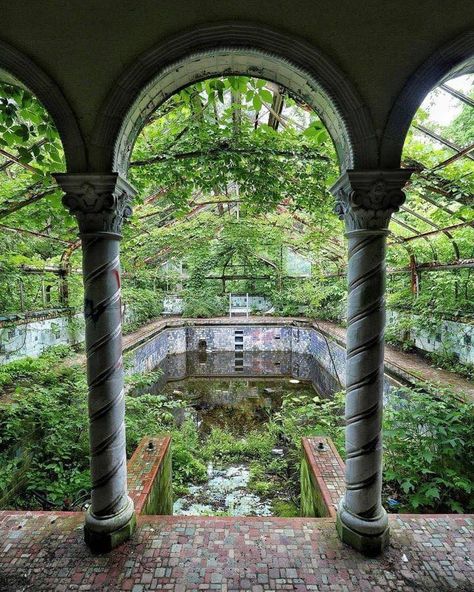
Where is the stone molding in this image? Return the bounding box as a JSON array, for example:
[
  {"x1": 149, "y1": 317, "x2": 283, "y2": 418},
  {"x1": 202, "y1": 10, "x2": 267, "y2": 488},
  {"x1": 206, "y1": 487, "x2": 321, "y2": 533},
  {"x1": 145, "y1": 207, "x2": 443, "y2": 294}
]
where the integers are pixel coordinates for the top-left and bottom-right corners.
[
  {"x1": 54, "y1": 173, "x2": 136, "y2": 235},
  {"x1": 380, "y1": 30, "x2": 474, "y2": 167},
  {"x1": 0, "y1": 39, "x2": 87, "y2": 172},
  {"x1": 90, "y1": 22, "x2": 377, "y2": 173},
  {"x1": 331, "y1": 169, "x2": 415, "y2": 231}
]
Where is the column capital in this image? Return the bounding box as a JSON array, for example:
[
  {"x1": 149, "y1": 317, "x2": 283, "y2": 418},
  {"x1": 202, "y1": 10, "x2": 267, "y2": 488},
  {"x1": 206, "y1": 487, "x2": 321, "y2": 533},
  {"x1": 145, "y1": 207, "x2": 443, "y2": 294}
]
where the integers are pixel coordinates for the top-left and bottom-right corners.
[
  {"x1": 331, "y1": 169, "x2": 415, "y2": 231},
  {"x1": 53, "y1": 173, "x2": 136, "y2": 235}
]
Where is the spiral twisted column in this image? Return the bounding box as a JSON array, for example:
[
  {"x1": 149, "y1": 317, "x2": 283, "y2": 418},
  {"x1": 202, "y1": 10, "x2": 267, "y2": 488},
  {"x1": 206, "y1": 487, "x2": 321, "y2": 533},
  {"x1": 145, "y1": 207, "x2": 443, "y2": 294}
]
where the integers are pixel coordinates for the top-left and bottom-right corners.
[
  {"x1": 331, "y1": 169, "x2": 414, "y2": 555},
  {"x1": 54, "y1": 173, "x2": 136, "y2": 552}
]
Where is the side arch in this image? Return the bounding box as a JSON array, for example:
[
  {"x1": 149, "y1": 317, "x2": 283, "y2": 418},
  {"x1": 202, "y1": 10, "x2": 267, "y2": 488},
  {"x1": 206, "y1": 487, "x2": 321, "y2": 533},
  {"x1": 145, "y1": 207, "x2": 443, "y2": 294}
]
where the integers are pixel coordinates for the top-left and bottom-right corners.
[
  {"x1": 381, "y1": 30, "x2": 474, "y2": 168},
  {"x1": 91, "y1": 22, "x2": 378, "y2": 174},
  {"x1": 0, "y1": 38, "x2": 87, "y2": 172}
]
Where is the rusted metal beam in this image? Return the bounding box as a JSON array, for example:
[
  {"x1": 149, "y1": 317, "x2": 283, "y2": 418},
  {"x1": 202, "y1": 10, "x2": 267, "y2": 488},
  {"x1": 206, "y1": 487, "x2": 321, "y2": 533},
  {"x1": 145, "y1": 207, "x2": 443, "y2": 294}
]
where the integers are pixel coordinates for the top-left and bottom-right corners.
[
  {"x1": 415, "y1": 193, "x2": 467, "y2": 221},
  {"x1": 130, "y1": 146, "x2": 329, "y2": 167},
  {"x1": 325, "y1": 258, "x2": 474, "y2": 277},
  {"x1": 399, "y1": 204, "x2": 460, "y2": 258},
  {"x1": 431, "y1": 141, "x2": 474, "y2": 171},
  {"x1": 398, "y1": 220, "x2": 474, "y2": 242},
  {"x1": 0, "y1": 223, "x2": 73, "y2": 245},
  {"x1": 17, "y1": 264, "x2": 82, "y2": 275},
  {"x1": 0, "y1": 148, "x2": 43, "y2": 174}
]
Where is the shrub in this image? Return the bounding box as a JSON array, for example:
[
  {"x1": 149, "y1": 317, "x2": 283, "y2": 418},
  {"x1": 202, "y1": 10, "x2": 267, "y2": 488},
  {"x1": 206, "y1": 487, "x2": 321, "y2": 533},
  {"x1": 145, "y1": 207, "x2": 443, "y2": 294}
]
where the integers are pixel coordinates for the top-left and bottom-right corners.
[
  {"x1": 182, "y1": 289, "x2": 226, "y2": 318},
  {"x1": 383, "y1": 384, "x2": 473, "y2": 513},
  {"x1": 122, "y1": 287, "x2": 164, "y2": 333}
]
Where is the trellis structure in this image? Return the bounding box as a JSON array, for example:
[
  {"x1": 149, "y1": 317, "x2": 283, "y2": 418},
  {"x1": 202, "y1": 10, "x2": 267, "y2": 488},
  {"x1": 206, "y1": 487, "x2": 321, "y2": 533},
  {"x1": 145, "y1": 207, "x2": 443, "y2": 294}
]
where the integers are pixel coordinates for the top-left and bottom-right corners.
[{"x1": 0, "y1": 64, "x2": 473, "y2": 557}]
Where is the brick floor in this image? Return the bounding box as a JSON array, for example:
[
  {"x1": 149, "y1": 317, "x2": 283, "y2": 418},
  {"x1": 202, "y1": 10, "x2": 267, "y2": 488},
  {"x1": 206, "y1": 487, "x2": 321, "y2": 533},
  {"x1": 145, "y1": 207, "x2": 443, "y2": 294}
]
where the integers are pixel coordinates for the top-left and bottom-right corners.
[{"x1": 0, "y1": 512, "x2": 472, "y2": 591}]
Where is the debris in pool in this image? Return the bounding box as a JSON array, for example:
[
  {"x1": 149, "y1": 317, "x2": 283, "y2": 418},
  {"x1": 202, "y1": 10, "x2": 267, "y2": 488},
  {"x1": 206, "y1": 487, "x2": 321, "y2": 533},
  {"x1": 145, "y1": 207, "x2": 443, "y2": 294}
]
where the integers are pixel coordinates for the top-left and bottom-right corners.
[{"x1": 173, "y1": 464, "x2": 273, "y2": 516}]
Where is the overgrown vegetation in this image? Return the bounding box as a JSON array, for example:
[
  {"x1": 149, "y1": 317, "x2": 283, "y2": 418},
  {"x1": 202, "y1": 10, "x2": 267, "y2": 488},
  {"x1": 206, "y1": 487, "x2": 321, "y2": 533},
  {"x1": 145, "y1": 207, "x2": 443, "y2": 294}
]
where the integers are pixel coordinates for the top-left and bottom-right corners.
[
  {"x1": 384, "y1": 384, "x2": 473, "y2": 513},
  {"x1": 0, "y1": 75, "x2": 472, "y2": 375},
  {"x1": 0, "y1": 70, "x2": 473, "y2": 521},
  {"x1": 0, "y1": 346, "x2": 472, "y2": 515}
]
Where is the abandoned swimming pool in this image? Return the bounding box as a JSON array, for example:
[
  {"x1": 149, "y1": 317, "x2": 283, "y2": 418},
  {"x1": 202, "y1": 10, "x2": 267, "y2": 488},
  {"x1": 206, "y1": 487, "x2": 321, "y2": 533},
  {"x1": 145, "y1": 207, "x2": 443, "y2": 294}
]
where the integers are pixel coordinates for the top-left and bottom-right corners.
[
  {"x1": 131, "y1": 350, "x2": 333, "y2": 517},
  {"x1": 125, "y1": 321, "x2": 403, "y2": 518}
]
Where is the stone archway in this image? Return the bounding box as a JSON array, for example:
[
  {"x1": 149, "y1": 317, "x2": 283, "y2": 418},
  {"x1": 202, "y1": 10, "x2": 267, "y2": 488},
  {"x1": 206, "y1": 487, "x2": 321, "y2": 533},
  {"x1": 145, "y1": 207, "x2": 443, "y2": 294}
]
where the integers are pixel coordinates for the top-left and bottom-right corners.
[
  {"x1": 380, "y1": 30, "x2": 474, "y2": 168},
  {"x1": 91, "y1": 22, "x2": 378, "y2": 174},
  {"x1": 0, "y1": 39, "x2": 87, "y2": 172},
  {"x1": 54, "y1": 25, "x2": 417, "y2": 555}
]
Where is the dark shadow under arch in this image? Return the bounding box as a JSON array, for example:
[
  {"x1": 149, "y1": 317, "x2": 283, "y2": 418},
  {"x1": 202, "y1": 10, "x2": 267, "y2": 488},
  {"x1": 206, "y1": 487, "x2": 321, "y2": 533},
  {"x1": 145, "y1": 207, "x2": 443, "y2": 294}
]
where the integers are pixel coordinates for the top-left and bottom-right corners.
[
  {"x1": 381, "y1": 30, "x2": 474, "y2": 169},
  {"x1": 91, "y1": 22, "x2": 378, "y2": 174},
  {"x1": 0, "y1": 39, "x2": 87, "y2": 172}
]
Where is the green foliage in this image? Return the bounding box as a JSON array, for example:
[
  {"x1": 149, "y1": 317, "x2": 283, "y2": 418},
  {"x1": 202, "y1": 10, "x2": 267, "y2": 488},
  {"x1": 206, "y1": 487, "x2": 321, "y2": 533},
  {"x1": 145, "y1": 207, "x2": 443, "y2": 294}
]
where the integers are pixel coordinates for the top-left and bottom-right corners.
[
  {"x1": 1, "y1": 344, "x2": 472, "y2": 516},
  {"x1": 271, "y1": 500, "x2": 299, "y2": 517},
  {"x1": 129, "y1": 76, "x2": 337, "y2": 214},
  {"x1": 182, "y1": 288, "x2": 226, "y2": 318},
  {"x1": 122, "y1": 287, "x2": 164, "y2": 333},
  {"x1": 200, "y1": 424, "x2": 279, "y2": 463},
  {"x1": 0, "y1": 83, "x2": 64, "y2": 171},
  {"x1": 276, "y1": 390, "x2": 345, "y2": 455},
  {"x1": 0, "y1": 347, "x2": 89, "y2": 508},
  {"x1": 383, "y1": 385, "x2": 473, "y2": 513}
]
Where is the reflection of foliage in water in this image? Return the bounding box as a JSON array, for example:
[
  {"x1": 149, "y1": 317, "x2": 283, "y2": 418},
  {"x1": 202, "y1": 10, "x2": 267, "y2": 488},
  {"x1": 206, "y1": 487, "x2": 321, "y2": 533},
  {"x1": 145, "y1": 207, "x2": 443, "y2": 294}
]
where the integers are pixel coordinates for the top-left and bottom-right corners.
[
  {"x1": 163, "y1": 377, "x2": 314, "y2": 435},
  {"x1": 163, "y1": 375, "x2": 341, "y2": 516}
]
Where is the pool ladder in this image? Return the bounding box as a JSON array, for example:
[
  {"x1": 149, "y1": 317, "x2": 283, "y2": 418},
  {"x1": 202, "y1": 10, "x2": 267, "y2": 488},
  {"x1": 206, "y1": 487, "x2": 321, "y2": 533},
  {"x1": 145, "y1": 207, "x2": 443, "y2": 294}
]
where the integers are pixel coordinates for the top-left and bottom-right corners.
[{"x1": 234, "y1": 329, "x2": 244, "y2": 371}]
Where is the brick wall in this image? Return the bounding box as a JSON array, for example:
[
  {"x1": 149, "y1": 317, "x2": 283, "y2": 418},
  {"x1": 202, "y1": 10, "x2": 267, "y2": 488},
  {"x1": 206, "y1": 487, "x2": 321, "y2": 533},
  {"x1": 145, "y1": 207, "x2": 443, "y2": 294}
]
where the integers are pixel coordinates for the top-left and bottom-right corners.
[
  {"x1": 300, "y1": 436, "x2": 345, "y2": 518},
  {"x1": 127, "y1": 436, "x2": 172, "y2": 515}
]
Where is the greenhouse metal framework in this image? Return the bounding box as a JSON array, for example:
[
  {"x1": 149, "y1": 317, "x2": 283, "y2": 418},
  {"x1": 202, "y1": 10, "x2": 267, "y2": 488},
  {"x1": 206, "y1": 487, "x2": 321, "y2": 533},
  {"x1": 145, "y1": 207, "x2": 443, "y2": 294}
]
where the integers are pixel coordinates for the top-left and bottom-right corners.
[
  {"x1": 0, "y1": 9, "x2": 473, "y2": 565},
  {"x1": 2, "y1": 94, "x2": 473, "y2": 305}
]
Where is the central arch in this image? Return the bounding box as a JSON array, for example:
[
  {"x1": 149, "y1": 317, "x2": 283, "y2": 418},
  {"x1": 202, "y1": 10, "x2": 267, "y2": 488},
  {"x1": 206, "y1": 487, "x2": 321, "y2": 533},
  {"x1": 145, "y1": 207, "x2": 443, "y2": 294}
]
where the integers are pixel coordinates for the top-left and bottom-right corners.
[{"x1": 91, "y1": 23, "x2": 378, "y2": 174}]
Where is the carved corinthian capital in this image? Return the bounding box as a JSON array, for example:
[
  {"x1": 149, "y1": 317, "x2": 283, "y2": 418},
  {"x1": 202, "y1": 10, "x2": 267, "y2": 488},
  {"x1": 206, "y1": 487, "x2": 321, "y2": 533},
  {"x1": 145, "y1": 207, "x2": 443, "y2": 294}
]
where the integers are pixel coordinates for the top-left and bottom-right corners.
[
  {"x1": 331, "y1": 169, "x2": 415, "y2": 231},
  {"x1": 53, "y1": 173, "x2": 136, "y2": 235}
]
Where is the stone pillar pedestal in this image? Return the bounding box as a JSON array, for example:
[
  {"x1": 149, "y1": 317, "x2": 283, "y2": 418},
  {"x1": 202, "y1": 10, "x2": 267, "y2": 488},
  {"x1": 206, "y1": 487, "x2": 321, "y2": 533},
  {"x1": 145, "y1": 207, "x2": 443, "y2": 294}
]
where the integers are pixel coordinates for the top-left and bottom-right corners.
[
  {"x1": 331, "y1": 169, "x2": 413, "y2": 556},
  {"x1": 54, "y1": 173, "x2": 136, "y2": 553}
]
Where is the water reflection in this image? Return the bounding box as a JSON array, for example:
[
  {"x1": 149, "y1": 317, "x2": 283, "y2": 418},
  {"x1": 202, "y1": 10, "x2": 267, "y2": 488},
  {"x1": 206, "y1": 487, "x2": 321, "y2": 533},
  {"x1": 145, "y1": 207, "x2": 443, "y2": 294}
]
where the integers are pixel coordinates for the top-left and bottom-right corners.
[{"x1": 133, "y1": 351, "x2": 337, "y2": 516}]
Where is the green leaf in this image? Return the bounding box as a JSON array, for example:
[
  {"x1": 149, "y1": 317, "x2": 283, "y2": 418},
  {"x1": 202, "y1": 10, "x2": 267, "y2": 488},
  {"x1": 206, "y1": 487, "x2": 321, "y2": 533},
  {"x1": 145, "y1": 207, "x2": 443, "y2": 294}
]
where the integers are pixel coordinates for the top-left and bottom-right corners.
[{"x1": 252, "y1": 96, "x2": 262, "y2": 111}]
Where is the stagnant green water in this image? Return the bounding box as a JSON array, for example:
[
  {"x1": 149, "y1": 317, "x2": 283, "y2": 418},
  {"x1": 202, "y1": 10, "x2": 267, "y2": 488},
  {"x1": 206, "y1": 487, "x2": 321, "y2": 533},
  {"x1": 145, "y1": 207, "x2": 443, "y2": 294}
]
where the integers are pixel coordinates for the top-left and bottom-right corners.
[{"x1": 141, "y1": 351, "x2": 324, "y2": 517}]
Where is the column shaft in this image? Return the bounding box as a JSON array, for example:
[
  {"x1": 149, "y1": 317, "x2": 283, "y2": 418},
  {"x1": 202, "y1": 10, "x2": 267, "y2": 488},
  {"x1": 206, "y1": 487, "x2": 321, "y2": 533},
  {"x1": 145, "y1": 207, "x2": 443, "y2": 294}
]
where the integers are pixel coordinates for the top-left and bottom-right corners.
[
  {"x1": 344, "y1": 230, "x2": 387, "y2": 524},
  {"x1": 53, "y1": 172, "x2": 136, "y2": 552},
  {"x1": 82, "y1": 232, "x2": 127, "y2": 517},
  {"x1": 331, "y1": 168, "x2": 414, "y2": 556}
]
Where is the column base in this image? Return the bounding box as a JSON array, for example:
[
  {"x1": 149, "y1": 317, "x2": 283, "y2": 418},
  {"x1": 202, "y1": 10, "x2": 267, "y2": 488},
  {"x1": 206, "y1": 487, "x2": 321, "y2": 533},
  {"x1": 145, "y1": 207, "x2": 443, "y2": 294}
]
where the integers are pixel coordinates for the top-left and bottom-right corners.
[
  {"x1": 84, "y1": 496, "x2": 136, "y2": 553},
  {"x1": 336, "y1": 501, "x2": 389, "y2": 556}
]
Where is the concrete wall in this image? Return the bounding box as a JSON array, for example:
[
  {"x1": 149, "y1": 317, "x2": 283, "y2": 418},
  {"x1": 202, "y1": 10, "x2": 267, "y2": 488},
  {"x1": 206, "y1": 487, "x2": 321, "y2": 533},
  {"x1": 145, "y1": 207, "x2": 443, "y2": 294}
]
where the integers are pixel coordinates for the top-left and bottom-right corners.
[
  {"x1": 0, "y1": 312, "x2": 84, "y2": 365},
  {"x1": 126, "y1": 322, "x2": 401, "y2": 397},
  {"x1": 387, "y1": 311, "x2": 474, "y2": 366}
]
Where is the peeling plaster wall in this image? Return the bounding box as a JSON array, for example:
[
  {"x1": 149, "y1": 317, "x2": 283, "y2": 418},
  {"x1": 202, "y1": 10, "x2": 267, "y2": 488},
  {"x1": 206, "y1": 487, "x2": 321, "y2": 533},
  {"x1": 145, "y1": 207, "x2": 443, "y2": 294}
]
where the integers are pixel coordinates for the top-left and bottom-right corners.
[
  {"x1": 0, "y1": 313, "x2": 84, "y2": 364},
  {"x1": 126, "y1": 323, "x2": 400, "y2": 396},
  {"x1": 387, "y1": 311, "x2": 474, "y2": 366},
  {"x1": 0, "y1": 306, "x2": 140, "y2": 365}
]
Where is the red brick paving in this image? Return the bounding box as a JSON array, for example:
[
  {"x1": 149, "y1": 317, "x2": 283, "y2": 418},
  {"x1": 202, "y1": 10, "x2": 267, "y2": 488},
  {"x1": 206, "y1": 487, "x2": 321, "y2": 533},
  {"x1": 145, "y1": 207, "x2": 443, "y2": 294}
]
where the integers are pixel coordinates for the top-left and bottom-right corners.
[{"x1": 0, "y1": 512, "x2": 472, "y2": 591}]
